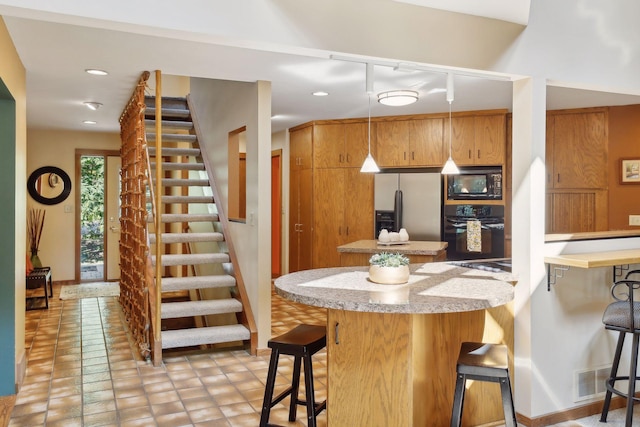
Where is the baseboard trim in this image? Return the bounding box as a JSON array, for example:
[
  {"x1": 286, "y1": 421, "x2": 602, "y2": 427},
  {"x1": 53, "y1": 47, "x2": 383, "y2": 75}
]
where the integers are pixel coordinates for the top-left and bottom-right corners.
[
  {"x1": 516, "y1": 395, "x2": 631, "y2": 427},
  {"x1": 14, "y1": 350, "x2": 26, "y2": 393}
]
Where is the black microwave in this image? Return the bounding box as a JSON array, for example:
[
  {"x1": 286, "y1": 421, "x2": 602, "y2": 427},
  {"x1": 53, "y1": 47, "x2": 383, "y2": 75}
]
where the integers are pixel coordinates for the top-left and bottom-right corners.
[{"x1": 446, "y1": 167, "x2": 502, "y2": 200}]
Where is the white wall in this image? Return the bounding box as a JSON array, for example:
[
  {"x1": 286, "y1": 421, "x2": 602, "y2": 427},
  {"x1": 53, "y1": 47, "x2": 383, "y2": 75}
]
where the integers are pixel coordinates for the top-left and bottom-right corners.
[{"x1": 189, "y1": 78, "x2": 272, "y2": 348}]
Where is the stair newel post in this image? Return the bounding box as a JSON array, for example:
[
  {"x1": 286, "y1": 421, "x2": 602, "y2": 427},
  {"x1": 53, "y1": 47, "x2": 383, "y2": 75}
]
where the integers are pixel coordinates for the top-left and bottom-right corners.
[{"x1": 154, "y1": 70, "x2": 163, "y2": 354}]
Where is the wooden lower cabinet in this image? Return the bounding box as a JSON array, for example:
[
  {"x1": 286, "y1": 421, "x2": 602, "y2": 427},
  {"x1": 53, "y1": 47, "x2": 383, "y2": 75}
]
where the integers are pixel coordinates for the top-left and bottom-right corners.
[
  {"x1": 326, "y1": 304, "x2": 513, "y2": 426},
  {"x1": 313, "y1": 168, "x2": 373, "y2": 268},
  {"x1": 546, "y1": 189, "x2": 608, "y2": 233},
  {"x1": 289, "y1": 168, "x2": 313, "y2": 272}
]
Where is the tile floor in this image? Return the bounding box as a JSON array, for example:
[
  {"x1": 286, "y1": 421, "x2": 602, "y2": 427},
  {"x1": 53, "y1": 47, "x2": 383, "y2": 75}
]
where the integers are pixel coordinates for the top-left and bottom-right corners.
[
  {"x1": 10, "y1": 282, "x2": 636, "y2": 426},
  {"x1": 12, "y1": 284, "x2": 327, "y2": 426}
]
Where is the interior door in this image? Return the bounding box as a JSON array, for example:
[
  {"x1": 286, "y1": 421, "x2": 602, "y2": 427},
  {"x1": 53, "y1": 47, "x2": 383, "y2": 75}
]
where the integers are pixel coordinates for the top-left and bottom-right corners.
[{"x1": 106, "y1": 155, "x2": 121, "y2": 281}]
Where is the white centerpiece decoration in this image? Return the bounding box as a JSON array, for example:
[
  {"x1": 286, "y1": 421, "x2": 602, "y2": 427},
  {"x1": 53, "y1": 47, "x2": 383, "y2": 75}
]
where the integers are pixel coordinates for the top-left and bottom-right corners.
[{"x1": 368, "y1": 252, "x2": 410, "y2": 285}]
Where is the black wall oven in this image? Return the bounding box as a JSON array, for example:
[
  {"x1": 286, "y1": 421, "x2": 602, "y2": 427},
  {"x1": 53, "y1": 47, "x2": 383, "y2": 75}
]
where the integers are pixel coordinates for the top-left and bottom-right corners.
[
  {"x1": 442, "y1": 204, "x2": 504, "y2": 260},
  {"x1": 447, "y1": 167, "x2": 502, "y2": 201}
]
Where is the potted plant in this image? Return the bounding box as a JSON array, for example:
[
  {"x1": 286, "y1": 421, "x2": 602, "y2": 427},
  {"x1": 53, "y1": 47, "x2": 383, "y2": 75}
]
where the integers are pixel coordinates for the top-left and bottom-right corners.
[{"x1": 368, "y1": 252, "x2": 410, "y2": 285}]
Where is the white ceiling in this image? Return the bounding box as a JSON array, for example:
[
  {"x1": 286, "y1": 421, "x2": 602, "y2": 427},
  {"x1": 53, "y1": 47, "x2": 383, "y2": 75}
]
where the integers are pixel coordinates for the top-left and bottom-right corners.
[
  {"x1": 3, "y1": 6, "x2": 640, "y2": 135},
  {"x1": 392, "y1": 0, "x2": 531, "y2": 25}
]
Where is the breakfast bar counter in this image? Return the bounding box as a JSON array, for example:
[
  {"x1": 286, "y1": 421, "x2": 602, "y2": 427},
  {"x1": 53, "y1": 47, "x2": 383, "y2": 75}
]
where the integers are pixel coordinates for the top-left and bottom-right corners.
[{"x1": 275, "y1": 262, "x2": 516, "y2": 426}]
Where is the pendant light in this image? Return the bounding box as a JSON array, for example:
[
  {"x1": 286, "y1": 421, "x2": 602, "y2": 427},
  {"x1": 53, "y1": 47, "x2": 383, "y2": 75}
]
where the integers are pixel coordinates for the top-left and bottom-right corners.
[
  {"x1": 361, "y1": 64, "x2": 380, "y2": 173},
  {"x1": 441, "y1": 73, "x2": 460, "y2": 175}
]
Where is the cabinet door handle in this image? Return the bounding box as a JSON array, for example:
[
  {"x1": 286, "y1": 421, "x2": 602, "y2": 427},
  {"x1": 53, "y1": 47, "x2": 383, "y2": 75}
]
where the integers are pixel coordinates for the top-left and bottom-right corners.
[
  {"x1": 468, "y1": 149, "x2": 472, "y2": 159},
  {"x1": 339, "y1": 154, "x2": 343, "y2": 163},
  {"x1": 335, "y1": 322, "x2": 340, "y2": 345},
  {"x1": 477, "y1": 149, "x2": 481, "y2": 159},
  {"x1": 403, "y1": 152, "x2": 407, "y2": 161},
  {"x1": 346, "y1": 153, "x2": 351, "y2": 163},
  {"x1": 557, "y1": 173, "x2": 560, "y2": 183},
  {"x1": 338, "y1": 226, "x2": 342, "y2": 235},
  {"x1": 346, "y1": 226, "x2": 349, "y2": 235},
  {"x1": 411, "y1": 152, "x2": 415, "y2": 160}
]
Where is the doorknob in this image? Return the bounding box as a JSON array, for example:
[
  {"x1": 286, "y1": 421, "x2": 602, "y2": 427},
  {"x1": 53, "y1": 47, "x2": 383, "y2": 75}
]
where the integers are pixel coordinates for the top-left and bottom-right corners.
[{"x1": 109, "y1": 226, "x2": 120, "y2": 232}]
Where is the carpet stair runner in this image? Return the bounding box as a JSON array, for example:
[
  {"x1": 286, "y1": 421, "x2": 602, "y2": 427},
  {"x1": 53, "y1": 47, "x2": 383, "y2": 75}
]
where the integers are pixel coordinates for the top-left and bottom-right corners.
[{"x1": 145, "y1": 96, "x2": 251, "y2": 353}]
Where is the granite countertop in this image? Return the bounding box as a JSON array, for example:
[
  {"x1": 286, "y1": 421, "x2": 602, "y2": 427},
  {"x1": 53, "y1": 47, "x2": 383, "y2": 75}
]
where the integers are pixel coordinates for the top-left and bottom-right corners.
[
  {"x1": 337, "y1": 240, "x2": 448, "y2": 255},
  {"x1": 274, "y1": 262, "x2": 515, "y2": 314}
]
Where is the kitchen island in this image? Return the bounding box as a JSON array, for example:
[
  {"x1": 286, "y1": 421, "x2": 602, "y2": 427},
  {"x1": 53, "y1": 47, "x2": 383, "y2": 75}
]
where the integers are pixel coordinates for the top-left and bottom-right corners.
[
  {"x1": 275, "y1": 262, "x2": 516, "y2": 426},
  {"x1": 337, "y1": 239, "x2": 448, "y2": 266}
]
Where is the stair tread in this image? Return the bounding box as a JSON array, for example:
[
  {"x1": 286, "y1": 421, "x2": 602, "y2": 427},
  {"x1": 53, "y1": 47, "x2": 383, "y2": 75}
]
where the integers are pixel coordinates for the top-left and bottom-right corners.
[
  {"x1": 160, "y1": 178, "x2": 209, "y2": 186},
  {"x1": 161, "y1": 324, "x2": 250, "y2": 349},
  {"x1": 150, "y1": 163, "x2": 205, "y2": 171},
  {"x1": 161, "y1": 195, "x2": 214, "y2": 204},
  {"x1": 148, "y1": 147, "x2": 200, "y2": 156},
  {"x1": 153, "y1": 253, "x2": 230, "y2": 266},
  {"x1": 161, "y1": 298, "x2": 243, "y2": 318},
  {"x1": 146, "y1": 133, "x2": 197, "y2": 142},
  {"x1": 149, "y1": 232, "x2": 224, "y2": 244},
  {"x1": 145, "y1": 119, "x2": 193, "y2": 129},
  {"x1": 145, "y1": 107, "x2": 190, "y2": 118},
  {"x1": 161, "y1": 275, "x2": 236, "y2": 291},
  {"x1": 151, "y1": 213, "x2": 219, "y2": 223}
]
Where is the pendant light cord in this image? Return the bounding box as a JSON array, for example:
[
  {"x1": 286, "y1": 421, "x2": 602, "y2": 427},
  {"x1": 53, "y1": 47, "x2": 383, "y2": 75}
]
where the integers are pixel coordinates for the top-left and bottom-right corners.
[
  {"x1": 448, "y1": 100, "x2": 452, "y2": 157},
  {"x1": 368, "y1": 93, "x2": 372, "y2": 153}
]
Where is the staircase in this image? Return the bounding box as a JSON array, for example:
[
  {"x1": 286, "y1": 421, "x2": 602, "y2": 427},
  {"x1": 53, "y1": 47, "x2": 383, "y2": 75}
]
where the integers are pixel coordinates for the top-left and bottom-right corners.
[{"x1": 144, "y1": 95, "x2": 256, "y2": 359}]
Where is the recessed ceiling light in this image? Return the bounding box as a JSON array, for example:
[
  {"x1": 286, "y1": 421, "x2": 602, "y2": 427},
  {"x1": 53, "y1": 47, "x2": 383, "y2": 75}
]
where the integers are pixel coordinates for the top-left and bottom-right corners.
[
  {"x1": 312, "y1": 91, "x2": 329, "y2": 97},
  {"x1": 83, "y1": 102, "x2": 103, "y2": 110},
  {"x1": 85, "y1": 69, "x2": 108, "y2": 76},
  {"x1": 83, "y1": 120, "x2": 97, "y2": 125}
]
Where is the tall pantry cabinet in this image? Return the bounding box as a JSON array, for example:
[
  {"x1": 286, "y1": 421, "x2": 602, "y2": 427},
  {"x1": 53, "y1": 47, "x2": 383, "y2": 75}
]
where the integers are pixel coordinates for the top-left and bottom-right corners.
[
  {"x1": 288, "y1": 121, "x2": 375, "y2": 272},
  {"x1": 289, "y1": 126, "x2": 313, "y2": 272}
]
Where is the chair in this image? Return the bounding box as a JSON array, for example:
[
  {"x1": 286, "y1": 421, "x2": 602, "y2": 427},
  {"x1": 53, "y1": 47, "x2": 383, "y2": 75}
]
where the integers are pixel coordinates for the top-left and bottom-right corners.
[
  {"x1": 25, "y1": 267, "x2": 52, "y2": 310},
  {"x1": 600, "y1": 272, "x2": 640, "y2": 427},
  {"x1": 450, "y1": 341, "x2": 517, "y2": 427},
  {"x1": 259, "y1": 324, "x2": 327, "y2": 427}
]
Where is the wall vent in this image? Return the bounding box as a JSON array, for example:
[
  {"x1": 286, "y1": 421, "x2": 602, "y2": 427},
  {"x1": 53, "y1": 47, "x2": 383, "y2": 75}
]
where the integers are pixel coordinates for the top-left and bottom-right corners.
[{"x1": 574, "y1": 365, "x2": 611, "y2": 402}]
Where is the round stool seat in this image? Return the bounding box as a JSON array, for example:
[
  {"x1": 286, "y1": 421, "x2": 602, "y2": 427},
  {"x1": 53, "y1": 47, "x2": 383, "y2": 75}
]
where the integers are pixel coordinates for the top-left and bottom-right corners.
[{"x1": 268, "y1": 324, "x2": 326, "y2": 355}]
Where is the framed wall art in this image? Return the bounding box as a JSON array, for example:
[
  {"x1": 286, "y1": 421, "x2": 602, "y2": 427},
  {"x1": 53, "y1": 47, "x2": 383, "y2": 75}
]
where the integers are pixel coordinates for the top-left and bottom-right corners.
[{"x1": 621, "y1": 158, "x2": 640, "y2": 183}]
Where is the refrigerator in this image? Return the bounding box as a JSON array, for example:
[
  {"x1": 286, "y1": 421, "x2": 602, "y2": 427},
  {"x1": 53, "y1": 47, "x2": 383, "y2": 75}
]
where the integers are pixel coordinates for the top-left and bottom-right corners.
[{"x1": 374, "y1": 173, "x2": 443, "y2": 241}]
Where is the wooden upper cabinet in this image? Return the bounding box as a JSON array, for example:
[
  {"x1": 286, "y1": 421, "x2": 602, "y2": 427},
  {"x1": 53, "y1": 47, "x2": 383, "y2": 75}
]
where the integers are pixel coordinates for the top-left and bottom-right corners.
[
  {"x1": 547, "y1": 110, "x2": 607, "y2": 189},
  {"x1": 409, "y1": 118, "x2": 445, "y2": 166},
  {"x1": 474, "y1": 114, "x2": 506, "y2": 165},
  {"x1": 290, "y1": 126, "x2": 313, "y2": 171},
  {"x1": 448, "y1": 114, "x2": 505, "y2": 166},
  {"x1": 376, "y1": 121, "x2": 410, "y2": 167},
  {"x1": 313, "y1": 123, "x2": 369, "y2": 168},
  {"x1": 376, "y1": 119, "x2": 444, "y2": 167}
]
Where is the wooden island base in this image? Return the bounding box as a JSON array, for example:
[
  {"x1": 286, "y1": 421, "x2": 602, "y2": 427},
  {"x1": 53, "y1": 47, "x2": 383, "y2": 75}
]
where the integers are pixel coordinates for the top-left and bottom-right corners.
[{"x1": 326, "y1": 304, "x2": 514, "y2": 426}]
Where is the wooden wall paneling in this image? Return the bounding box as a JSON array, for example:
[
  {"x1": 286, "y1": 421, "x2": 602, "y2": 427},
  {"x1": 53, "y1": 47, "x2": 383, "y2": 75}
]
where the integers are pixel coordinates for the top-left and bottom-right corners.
[{"x1": 298, "y1": 168, "x2": 314, "y2": 271}]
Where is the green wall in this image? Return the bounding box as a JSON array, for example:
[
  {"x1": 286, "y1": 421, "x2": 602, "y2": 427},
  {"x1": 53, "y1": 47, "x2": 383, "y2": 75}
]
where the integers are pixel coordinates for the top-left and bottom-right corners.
[{"x1": 0, "y1": 78, "x2": 16, "y2": 394}]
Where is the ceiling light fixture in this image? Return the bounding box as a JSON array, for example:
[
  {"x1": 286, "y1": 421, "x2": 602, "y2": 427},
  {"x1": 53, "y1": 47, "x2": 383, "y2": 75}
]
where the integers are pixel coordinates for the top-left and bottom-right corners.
[
  {"x1": 441, "y1": 73, "x2": 460, "y2": 175},
  {"x1": 83, "y1": 120, "x2": 97, "y2": 125},
  {"x1": 83, "y1": 101, "x2": 103, "y2": 110},
  {"x1": 85, "y1": 69, "x2": 108, "y2": 76},
  {"x1": 312, "y1": 91, "x2": 329, "y2": 97},
  {"x1": 361, "y1": 64, "x2": 380, "y2": 174},
  {"x1": 377, "y1": 90, "x2": 418, "y2": 106}
]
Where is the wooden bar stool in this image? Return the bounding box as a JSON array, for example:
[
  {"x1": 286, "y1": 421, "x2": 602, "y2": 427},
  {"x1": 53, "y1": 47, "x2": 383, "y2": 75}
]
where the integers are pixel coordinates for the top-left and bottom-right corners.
[
  {"x1": 450, "y1": 342, "x2": 517, "y2": 427},
  {"x1": 259, "y1": 324, "x2": 327, "y2": 427}
]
